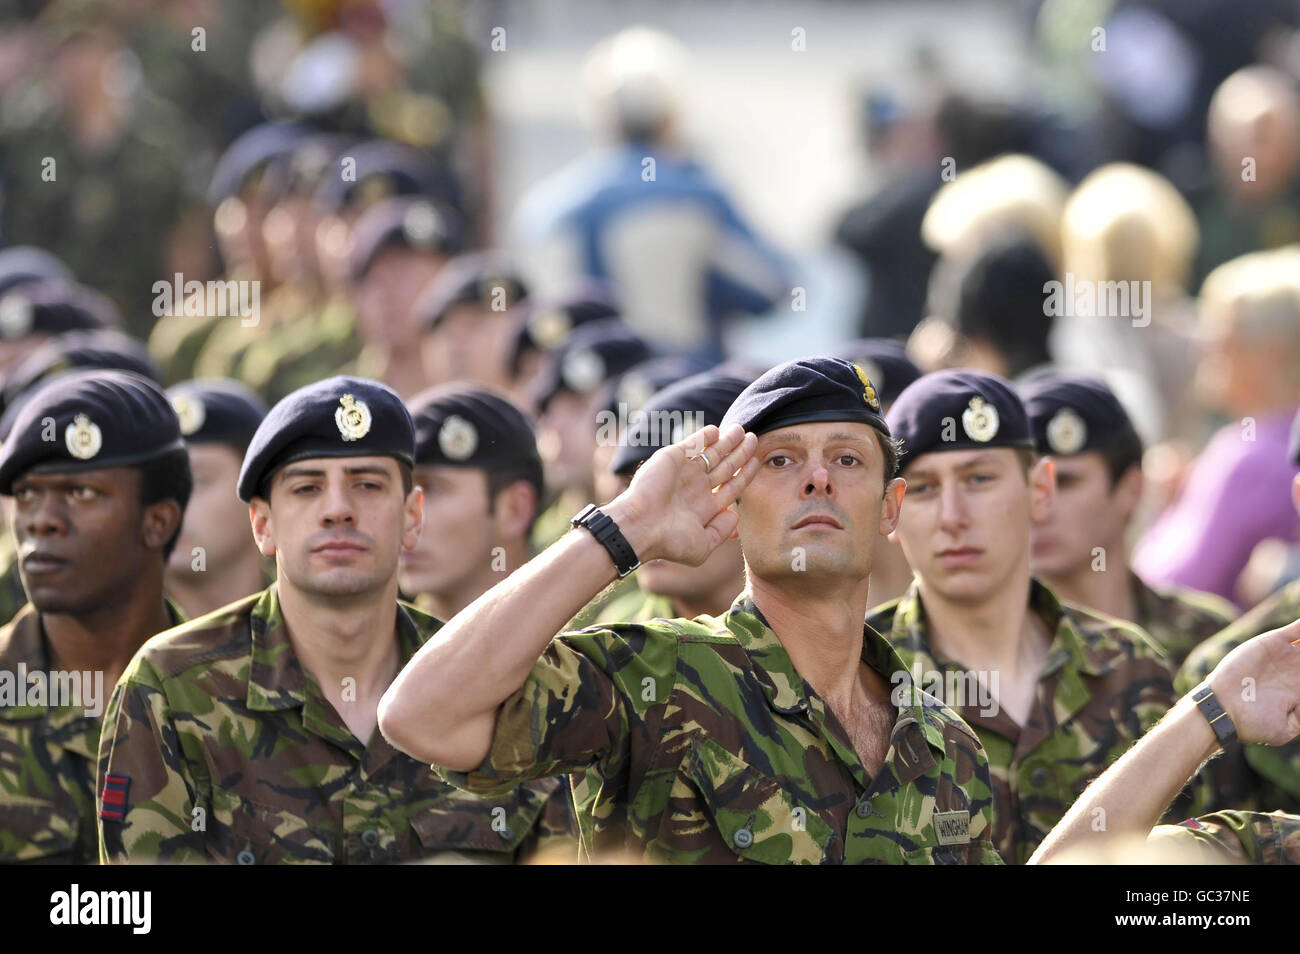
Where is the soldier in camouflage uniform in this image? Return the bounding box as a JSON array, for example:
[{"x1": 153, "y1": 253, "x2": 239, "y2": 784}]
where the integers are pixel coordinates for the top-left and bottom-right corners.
[
  {"x1": 97, "y1": 377, "x2": 573, "y2": 864},
  {"x1": 0, "y1": 371, "x2": 190, "y2": 863},
  {"x1": 870, "y1": 370, "x2": 1182, "y2": 863},
  {"x1": 1033, "y1": 619, "x2": 1300, "y2": 865},
  {"x1": 1021, "y1": 373, "x2": 1236, "y2": 668},
  {"x1": 381, "y1": 357, "x2": 1003, "y2": 864},
  {"x1": 1173, "y1": 410, "x2": 1300, "y2": 813}
]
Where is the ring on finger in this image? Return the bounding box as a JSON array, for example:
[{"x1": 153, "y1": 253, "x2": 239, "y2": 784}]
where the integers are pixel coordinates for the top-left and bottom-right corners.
[{"x1": 697, "y1": 450, "x2": 712, "y2": 471}]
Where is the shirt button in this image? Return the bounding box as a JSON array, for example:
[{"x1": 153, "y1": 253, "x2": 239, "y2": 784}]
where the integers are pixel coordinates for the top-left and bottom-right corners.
[
  {"x1": 1030, "y1": 767, "x2": 1049, "y2": 787},
  {"x1": 733, "y1": 827, "x2": 754, "y2": 849},
  {"x1": 361, "y1": 829, "x2": 380, "y2": 847},
  {"x1": 856, "y1": 799, "x2": 873, "y2": 819},
  {"x1": 236, "y1": 849, "x2": 255, "y2": 865}
]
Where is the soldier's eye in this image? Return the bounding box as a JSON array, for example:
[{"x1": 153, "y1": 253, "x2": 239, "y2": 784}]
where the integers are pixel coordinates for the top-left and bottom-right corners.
[
  {"x1": 292, "y1": 484, "x2": 319, "y2": 495},
  {"x1": 13, "y1": 487, "x2": 34, "y2": 503},
  {"x1": 837, "y1": 455, "x2": 859, "y2": 466},
  {"x1": 70, "y1": 486, "x2": 97, "y2": 500},
  {"x1": 907, "y1": 482, "x2": 933, "y2": 495},
  {"x1": 768, "y1": 455, "x2": 791, "y2": 467}
]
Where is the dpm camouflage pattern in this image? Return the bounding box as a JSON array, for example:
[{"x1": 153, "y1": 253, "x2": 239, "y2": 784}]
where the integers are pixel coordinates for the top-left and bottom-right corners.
[
  {"x1": 97, "y1": 586, "x2": 576, "y2": 864},
  {"x1": 1176, "y1": 577, "x2": 1300, "y2": 815},
  {"x1": 435, "y1": 593, "x2": 1004, "y2": 865},
  {"x1": 1151, "y1": 810, "x2": 1300, "y2": 864},
  {"x1": 1128, "y1": 572, "x2": 1237, "y2": 671},
  {"x1": 0, "y1": 600, "x2": 182, "y2": 863},
  {"x1": 869, "y1": 579, "x2": 1182, "y2": 864}
]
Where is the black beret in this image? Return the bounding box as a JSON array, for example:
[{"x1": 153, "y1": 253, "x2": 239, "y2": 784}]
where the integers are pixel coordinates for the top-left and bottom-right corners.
[
  {"x1": 168, "y1": 379, "x2": 268, "y2": 452},
  {"x1": 0, "y1": 280, "x2": 121, "y2": 341},
  {"x1": 828, "y1": 339, "x2": 921, "y2": 408},
  {"x1": 1019, "y1": 372, "x2": 1140, "y2": 457},
  {"x1": 408, "y1": 385, "x2": 543, "y2": 495},
  {"x1": 0, "y1": 246, "x2": 73, "y2": 297},
  {"x1": 312, "y1": 140, "x2": 462, "y2": 216},
  {"x1": 0, "y1": 370, "x2": 184, "y2": 494},
  {"x1": 536, "y1": 320, "x2": 654, "y2": 410},
  {"x1": 611, "y1": 371, "x2": 753, "y2": 475},
  {"x1": 600, "y1": 354, "x2": 715, "y2": 418},
  {"x1": 1, "y1": 329, "x2": 160, "y2": 417},
  {"x1": 237, "y1": 376, "x2": 415, "y2": 502},
  {"x1": 207, "y1": 121, "x2": 312, "y2": 206},
  {"x1": 508, "y1": 284, "x2": 621, "y2": 369},
  {"x1": 347, "y1": 197, "x2": 465, "y2": 280},
  {"x1": 887, "y1": 369, "x2": 1035, "y2": 468},
  {"x1": 719, "y1": 356, "x2": 889, "y2": 439},
  {"x1": 414, "y1": 252, "x2": 529, "y2": 331}
]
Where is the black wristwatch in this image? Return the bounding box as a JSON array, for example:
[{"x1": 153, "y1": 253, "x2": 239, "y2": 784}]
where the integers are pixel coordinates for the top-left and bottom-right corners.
[
  {"x1": 571, "y1": 504, "x2": 641, "y2": 578},
  {"x1": 1191, "y1": 684, "x2": 1238, "y2": 748}
]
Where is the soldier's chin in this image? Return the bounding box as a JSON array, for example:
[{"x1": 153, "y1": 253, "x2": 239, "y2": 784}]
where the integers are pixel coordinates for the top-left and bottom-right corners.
[{"x1": 300, "y1": 569, "x2": 386, "y2": 598}]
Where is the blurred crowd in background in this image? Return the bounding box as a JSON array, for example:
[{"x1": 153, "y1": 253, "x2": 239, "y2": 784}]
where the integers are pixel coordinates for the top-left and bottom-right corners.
[{"x1": 1, "y1": 0, "x2": 1299, "y2": 618}]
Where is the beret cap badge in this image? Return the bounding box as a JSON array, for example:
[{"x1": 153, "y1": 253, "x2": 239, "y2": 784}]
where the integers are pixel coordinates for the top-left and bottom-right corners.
[
  {"x1": 1046, "y1": 407, "x2": 1087, "y2": 456},
  {"x1": 172, "y1": 393, "x2": 206, "y2": 437},
  {"x1": 853, "y1": 363, "x2": 881, "y2": 411},
  {"x1": 65, "y1": 414, "x2": 103, "y2": 460},
  {"x1": 335, "y1": 393, "x2": 372, "y2": 442},
  {"x1": 530, "y1": 309, "x2": 570, "y2": 349},
  {"x1": 961, "y1": 396, "x2": 999, "y2": 442},
  {"x1": 437, "y1": 414, "x2": 479, "y2": 461}
]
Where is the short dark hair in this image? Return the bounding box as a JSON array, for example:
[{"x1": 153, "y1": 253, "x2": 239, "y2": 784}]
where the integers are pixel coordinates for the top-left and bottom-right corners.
[
  {"x1": 485, "y1": 468, "x2": 543, "y2": 535},
  {"x1": 876, "y1": 430, "x2": 902, "y2": 486},
  {"x1": 137, "y1": 448, "x2": 193, "y2": 560},
  {"x1": 1095, "y1": 427, "x2": 1144, "y2": 488}
]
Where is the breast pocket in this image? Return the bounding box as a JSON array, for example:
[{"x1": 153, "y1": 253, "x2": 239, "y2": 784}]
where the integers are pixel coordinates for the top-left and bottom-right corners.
[
  {"x1": 684, "y1": 737, "x2": 835, "y2": 864},
  {"x1": 210, "y1": 787, "x2": 335, "y2": 865},
  {"x1": 409, "y1": 786, "x2": 547, "y2": 864},
  {"x1": 0, "y1": 796, "x2": 86, "y2": 863}
]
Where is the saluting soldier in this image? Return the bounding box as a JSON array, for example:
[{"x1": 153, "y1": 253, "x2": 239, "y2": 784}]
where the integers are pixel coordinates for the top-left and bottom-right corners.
[
  {"x1": 380, "y1": 356, "x2": 1003, "y2": 865},
  {"x1": 164, "y1": 380, "x2": 270, "y2": 618},
  {"x1": 867, "y1": 369, "x2": 1183, "y2": 863},
  {"x1": 97, "y1": 377, "x2": 573, "y2": 864},
  {"x1": 1021, "y1": 372, "x2": 1237, "y2": 668},
  {"x1": 0, "y1": 371, "x2": 189, "y2": 862}
]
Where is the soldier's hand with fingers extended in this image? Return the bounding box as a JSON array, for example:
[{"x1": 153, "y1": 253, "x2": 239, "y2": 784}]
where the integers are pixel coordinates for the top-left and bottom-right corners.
[
  {"x1": 604, "y1": 423, "x2": 759, "y2": 568},
  {"x1": 1206, "y1": 618, "x2": 1300, "y2": 747}
]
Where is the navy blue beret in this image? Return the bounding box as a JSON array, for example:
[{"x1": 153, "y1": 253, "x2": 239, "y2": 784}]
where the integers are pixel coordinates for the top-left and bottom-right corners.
[
  {"x1": 536, "y1": 320, "x2": 654, "y2": 410},
  {"x1": 207, "y1": 121, "x2": 312, "y2": 206},
  {"x1": 408, "y1": 385, "x2": 543, "y2": 495},
  {"x1": 2, "y1": 329, "x2": 159, "y2": 416},
  {"x1": 312, "y1": 140, "x2": 462, "y2": 216},
  {"x1": 347, "y1": 196, "x2": 464, "y2": 280},
  {"x1": 719, "y1": 356, "x2": 889, "y2": 438},
  {"x1": 887, "y1": 369, "x2": 1035, "y2": 468},
  {"x1": 509, "y1": 284, "x2": 621, "y2": 369},
  {"x1": 414, "y1": 252, "x2": 529, "y2": 331},
  {"x1": 168, "y1": 379, "x2": 268, "y2": 452},
  {"x1": 0, "y1": 280, "x2": 121, "y2": 341},
  {"x1": 237, "y1": 376, "x2": 415, "y2": 502},
  {"x1": 0, "y1": 246, "x2": 72, "y2": 298},
  {"x1": 1019, "y1": 372, "x2": 1140, "y2": 457},
  {"x1": 600, "y1": 354, "x2": 715, "y2": 419},
  {"x1": 611, "y1": 371, "x2": 753, "y2": 476},
  {"x1": 828, "y1": 339, "x2": 921, "y2": 408},
  {"x1": 0, "y1": 370, "x2": 184, "y2": 494}
]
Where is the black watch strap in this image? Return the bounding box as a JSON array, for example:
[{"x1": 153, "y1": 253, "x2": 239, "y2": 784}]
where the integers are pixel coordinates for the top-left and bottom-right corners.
[
  {"x1": 1192, "y1": 684, "x2": 1238, "y2": 747},
  {"x1": 571, "y1": 504, "x2": 640, "y2": 578}
]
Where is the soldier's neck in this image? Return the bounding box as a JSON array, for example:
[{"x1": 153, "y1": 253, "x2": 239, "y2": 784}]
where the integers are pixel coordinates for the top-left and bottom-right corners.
[
  {"x1": 277, "y1": 577, "x2": 404, "y2": 725},
  {"x1": 747, "y1": 574, "x2": 872, "y2": 711},
  {"x1": 41, "y1": 576, "x2": 172, "y2": 697},
  {"x1": 917, "y1": 570, "x2": 1048, "y2": 679},
  {"x1": 1041, "y1": 559, "x2": 1137, "y2": 625},
  {"x1": 165, "y1": 554, "x2": 268, "y2": 620}
]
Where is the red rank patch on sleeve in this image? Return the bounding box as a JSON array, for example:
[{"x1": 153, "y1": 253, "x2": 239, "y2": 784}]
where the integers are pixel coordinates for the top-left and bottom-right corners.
[
  {"x1": 1178, "y1": 817, "x2": 1205, "y2": 830},
  {"x1": 99, "y1": 773, "x2": 131, "y2": 822}
]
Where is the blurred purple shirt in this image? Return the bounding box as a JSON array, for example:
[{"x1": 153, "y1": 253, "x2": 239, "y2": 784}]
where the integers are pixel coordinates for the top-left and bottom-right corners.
[{"x1": 1133, "y1": 408, "x2": 1300, "y2": 608}]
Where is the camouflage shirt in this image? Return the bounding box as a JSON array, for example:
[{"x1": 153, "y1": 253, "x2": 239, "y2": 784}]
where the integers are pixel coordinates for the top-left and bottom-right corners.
[
  {"x1": 1151, "y1": 811, "x2": 1300, "y2": 864},
  {"x1": 1175, "y1": 578, "x2": 1300, "y2": 814},
  {"x1": 1129, "y1": 572, "x2": 1237, "y2": 670},
  {"x1": 435, "y1": 593, "x2": 1004, "y2": 865},
  {"x1": 868, "y1": 579, "x2": 1179, "y2": 864},
  {"x1": 0, "y1": 600, "x2": 182, "y2": 864},
  {"x1": 97, "y1": 586, "x2": 575, "y2": 865},
  {"x1": 578, "y1": 583, "x2": 674, "y2": 630}
]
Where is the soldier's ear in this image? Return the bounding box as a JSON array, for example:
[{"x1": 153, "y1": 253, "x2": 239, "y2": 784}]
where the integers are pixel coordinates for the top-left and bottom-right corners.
[
  {"x1": 402, "y1": 486, "x2": 424, "y2": 551},
  {"x1": 249, "y1": 499, "x2": 276, "y2": 556},
  {"x1": 1028, "y1": 456, "x2": 1056, "y2": 522},
  {"x1": 879, "y1": 477, "x2": 905, "y2": 536},
  {"x1": 141, "y1": 499, "x2": 182, "y2": 552}
]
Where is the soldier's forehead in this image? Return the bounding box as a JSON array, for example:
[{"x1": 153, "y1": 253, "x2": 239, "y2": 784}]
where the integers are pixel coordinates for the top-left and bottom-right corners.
[
  {"x1": 13, "y1": 466, "x2": 137, "y2": 487},
  {"x1": 903, "y1": 447, "x2": 1020, "y2": 474},
  {"x1": 757, "y1": 421, "x2": 878, "y2": 445},
  {"x1": 274, "y1": 455, "x2": 402, "y2": 477}
]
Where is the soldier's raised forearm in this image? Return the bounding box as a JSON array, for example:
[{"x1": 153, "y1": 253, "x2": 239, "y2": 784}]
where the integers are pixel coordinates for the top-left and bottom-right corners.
[{"x1": 379, "y1": 495, "x2": 656, "y2": 771}]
